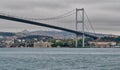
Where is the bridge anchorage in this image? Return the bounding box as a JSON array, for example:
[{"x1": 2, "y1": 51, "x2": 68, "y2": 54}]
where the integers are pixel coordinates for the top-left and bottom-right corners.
[{"x1": 0, "y1": 8, "x2": 98, "y2": 48}]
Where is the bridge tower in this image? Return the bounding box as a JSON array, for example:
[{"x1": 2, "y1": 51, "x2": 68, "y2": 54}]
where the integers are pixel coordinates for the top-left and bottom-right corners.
[{"x1": 75, "y1": 8, "x2": 85, "y2": 48}]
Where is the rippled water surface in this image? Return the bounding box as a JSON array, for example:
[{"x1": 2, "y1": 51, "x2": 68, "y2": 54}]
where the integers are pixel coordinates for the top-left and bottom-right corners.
[{"x1": 0, "y1": 48, "x2": 120, "y2": 70}]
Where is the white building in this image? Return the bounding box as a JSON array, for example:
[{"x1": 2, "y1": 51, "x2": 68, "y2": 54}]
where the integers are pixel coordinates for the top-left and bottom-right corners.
[{"x1": 34, "y1": 41, "x2": 52, "y2": 48}]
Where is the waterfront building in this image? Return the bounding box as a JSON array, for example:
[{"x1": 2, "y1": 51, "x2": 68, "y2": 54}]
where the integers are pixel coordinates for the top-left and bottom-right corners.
[{"x1": 89, "y1": 42, "x2": 116, "y2": 48}]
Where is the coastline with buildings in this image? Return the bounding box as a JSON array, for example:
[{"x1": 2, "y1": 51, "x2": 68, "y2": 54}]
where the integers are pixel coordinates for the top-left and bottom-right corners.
[{"x1": 0, "y1": 30, "x2": 120, "y2": 48}]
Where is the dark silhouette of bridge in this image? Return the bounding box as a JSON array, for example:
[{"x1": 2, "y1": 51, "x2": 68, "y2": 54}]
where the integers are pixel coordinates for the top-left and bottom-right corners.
[{"x1": 0, "y1": 14, "x2": 98, "y2": 39}]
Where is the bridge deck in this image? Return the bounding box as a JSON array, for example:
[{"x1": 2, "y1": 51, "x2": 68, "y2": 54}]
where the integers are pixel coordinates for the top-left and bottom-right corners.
[{"x1": 0, "y1": 14, "x2": 98, "y2": 39}]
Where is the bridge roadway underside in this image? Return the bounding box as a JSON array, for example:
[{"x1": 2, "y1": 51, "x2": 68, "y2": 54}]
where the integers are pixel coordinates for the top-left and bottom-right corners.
[{"x1": 0, "y1": 15, "x2": 97, "y2": 39}]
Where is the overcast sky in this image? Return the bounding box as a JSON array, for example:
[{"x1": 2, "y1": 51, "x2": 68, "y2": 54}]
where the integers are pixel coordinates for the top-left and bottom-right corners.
[{"x1": 0, "y1": 0, "x2": 120, "y2": 35}]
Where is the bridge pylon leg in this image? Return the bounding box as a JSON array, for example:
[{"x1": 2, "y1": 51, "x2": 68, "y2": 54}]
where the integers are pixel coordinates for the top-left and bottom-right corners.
[{"x1": 75, "y1": 34, "x2": 78, "y2": 48}]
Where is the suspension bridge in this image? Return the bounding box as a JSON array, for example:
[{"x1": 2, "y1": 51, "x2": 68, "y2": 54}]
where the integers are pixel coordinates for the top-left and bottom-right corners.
[{"x1": 0, "y1": 8, "x2": 99, "y2": 47}]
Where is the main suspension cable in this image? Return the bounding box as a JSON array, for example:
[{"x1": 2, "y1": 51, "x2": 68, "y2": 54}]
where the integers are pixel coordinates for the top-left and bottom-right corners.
[{"x1": 0, "y1": 9, "x2": 75, "y2": 21}]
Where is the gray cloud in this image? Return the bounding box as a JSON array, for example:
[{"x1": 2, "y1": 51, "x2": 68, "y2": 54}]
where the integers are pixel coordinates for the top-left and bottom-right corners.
[
  {"x1": 0, "y1": 0, "x2": 68, "y2": 10},
  {"x1": 0, "y1": 0, "x2": 119, "y2": 35},
  {"x1": 65, "y1": 0, "x2": 120, "y2": 5},
  {"x1": 98, "y1": 3, "x2": 120, "y2": 12}
]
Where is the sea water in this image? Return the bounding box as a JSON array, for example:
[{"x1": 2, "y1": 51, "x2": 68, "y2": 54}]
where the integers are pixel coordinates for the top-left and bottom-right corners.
[{"x1": 0, "y1": 48, "x2": 120, "y2": 70}]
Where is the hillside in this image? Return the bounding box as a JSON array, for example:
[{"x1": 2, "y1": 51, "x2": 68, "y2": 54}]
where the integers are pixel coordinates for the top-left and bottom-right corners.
[{"x1": 0, "y1": 30, "x2": 119, "y2": 39}]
